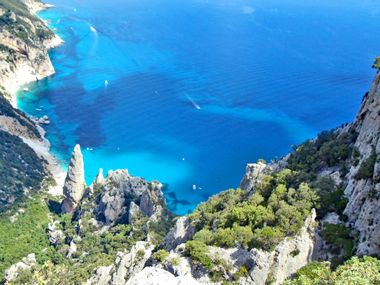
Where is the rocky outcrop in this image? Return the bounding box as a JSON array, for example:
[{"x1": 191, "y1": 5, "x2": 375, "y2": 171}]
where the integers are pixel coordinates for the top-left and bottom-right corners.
[
  {"x1": 0, "y1": 0, "x2": 63, "y2": 105},
  {"x1": 48, "y1": 220, "x2": 65, "y2": 246},
  {"x1": 86, "y1": 241, "x2": 155, "y2": 285},
  {"x1": 61, "y1": 144, "x2": 86, "y2": 213},
  {"x1": 4, "y1": 253, "x2": 36, "y2": 283},
  {"x1": 164, "y1": 216, "x2": 195, "y2": 250},
  {"x1": 125, "y1": 267, "x2": 201, "y2": 285},
  {"x1": 240, "y1": 162, "x2": 268, "y2": 192},
  {"x1": 161, "y1": 210, "x2": 316, "y2": 285},
  {"x1": 342, "y1": 72, "x2": 380, "y2": 256},
  {"x1": 97, "y1": 170, "x2": 166, "y2": 224},
  {"x1": 140, "y1": 181, "x2": 166, "y2": 221},
  {"x1": 247, "y1": 209, "x2": 316, "y2": 285}
]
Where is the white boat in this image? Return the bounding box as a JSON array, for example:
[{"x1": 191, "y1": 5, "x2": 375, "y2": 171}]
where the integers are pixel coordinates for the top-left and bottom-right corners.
[
  {"x1": 23, "y1": 87, "x2": 29, "y2": 92},
  {"x1": 90, "y1": 26, "x2": 97, "y2": 33}
]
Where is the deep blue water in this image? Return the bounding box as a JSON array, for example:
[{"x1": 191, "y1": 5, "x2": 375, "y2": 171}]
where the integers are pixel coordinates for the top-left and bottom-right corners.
[{"x1": 17, "y1": 0, "x2": 380, "y2": 214}]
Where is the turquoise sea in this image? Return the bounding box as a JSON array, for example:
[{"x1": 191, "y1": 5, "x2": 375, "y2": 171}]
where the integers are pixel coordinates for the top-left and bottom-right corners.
[{"x1": 17, "y1": 0, "x2": 380, "y2": 214}]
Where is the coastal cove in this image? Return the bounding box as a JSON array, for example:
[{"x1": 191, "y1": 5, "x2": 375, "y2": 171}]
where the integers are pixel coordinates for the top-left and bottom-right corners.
[{"x1": 17, "y1": 0, "x2": 380, "y2": 214}]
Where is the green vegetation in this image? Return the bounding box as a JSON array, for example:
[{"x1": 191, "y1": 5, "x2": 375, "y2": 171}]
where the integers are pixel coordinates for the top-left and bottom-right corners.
[
  {"x1": 287, "y1": 129, "x2": 358, "y2": 179},
  {"x1": 285, "y1": 256, "x2": 380, "y2": 285},
  {"x1": 322, "y1": 224, "x2": 354, "y2": 262},
  {"x1": 373, "y1": 57, "x2": 380, "y2": 70},
  {"x1": 152, "y1": 249, "x2": 169, "y2": 263},
  {"x1": 0, "y1": 197, "x2": 51, "y2": 281},
  {"x1": 184, "y1": 240, "x2": 213, "y2": 270},
  {"x1": 313, "y1": 177, "x2": 347, "y2": 218},
  {"x1": 0, "y1": 0, "x2": 53, "y2": 46},
  {"x1": 355, "y1": 149, "x2": 377, "y2": 180},
  {"x1": 0, "y1": 130, "x2": 45, "y2": 212},
  {"x1": 188, "y1": 169, "x2": 318, "y2": 252}
]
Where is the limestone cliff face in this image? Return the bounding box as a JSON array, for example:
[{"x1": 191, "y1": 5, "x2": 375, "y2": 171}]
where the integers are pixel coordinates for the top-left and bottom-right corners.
[
  {"x1": 97, "y1": 170, "x2": 167, "y2": 224},
  {"x1": 343, "y1": 72, "x2": 380, "y2": 256},
  {"x1": 0, "y1": 0, "x2": 62, "y2": 104},
  {"x1": 61, "y1": 144, "x2": 86, "y2": 213},
  {"x1": 161, "y1": 210, "x2": 316, "y2": 285}
]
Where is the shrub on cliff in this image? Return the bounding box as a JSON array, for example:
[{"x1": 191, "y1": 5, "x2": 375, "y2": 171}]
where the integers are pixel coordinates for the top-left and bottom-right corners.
[
  {"x1": 285, "y1": 256, "x2": 380, "y2": 285},
  {"x1": 188, "y1": 169, "x2": 318, "y2": 251},
  {"x1": 355, "y1": 149, "x2": 377, "y2": 180}
]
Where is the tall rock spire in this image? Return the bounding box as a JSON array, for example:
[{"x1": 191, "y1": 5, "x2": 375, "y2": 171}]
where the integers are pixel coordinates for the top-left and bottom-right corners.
[{"x1": 61, "y1": 144, "x2": 86, "y2": 213}]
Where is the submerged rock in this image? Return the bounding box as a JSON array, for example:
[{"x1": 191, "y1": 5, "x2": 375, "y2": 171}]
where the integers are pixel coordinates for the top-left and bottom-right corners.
[{"x1": 61, "y1": 144, "x2": 86, "y2": 213}]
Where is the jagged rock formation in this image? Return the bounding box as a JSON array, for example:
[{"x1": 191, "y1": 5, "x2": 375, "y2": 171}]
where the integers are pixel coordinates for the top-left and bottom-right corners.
[
  {"x1": 240, "y1": 162, "x2": 268, "y2": 192},
  {"x1": 61, "y1": 144, "x2": 86, "y2": 213},
  {"x1": 86, "y1": 242, "x2": 155, "y2": 285},
  {"x1": 97, "y1": 170, "x2": 167, "y2": 224},
  {"x1": 343, "y1": 72, "x2": 380, "y2": 256},
  {"x1": 164, "y1": 217, "x2": 195, "y2": 250}
]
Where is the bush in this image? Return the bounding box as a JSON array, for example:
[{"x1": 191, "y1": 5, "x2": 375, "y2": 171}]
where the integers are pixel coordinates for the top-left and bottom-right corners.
[
  {"x1": 286, "y1": 256, "x2": 380, "y2": 285},
  {"x1": 355, "y1": 149, "x2": 377, "y2": 180},
  {"x1": 152, "y1": 249, "x2": 169, "y2": 263},
  {"x1": 188, "y1": 169, "x2": 318, "y2": 251},
  {"x1": 184, "y1": 240, "x2": 213, "y2": 270},
  {"x1": 322, "y1": 224, "x2": 354, "y2": 260}
]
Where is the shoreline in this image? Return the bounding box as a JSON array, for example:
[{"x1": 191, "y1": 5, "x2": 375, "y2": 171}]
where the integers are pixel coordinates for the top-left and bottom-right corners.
[{"x1": 4, "y1": 0, "x2": 66, "y2": 195}]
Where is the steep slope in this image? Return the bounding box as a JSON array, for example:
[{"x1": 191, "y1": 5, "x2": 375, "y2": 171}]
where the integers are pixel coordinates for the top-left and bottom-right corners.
[
  {"x1": 0, "y1": 0, "x2": 64, "y2": 211},
  {"x1": 0, "y1": 0, "x2": 62, "y2": 103}
]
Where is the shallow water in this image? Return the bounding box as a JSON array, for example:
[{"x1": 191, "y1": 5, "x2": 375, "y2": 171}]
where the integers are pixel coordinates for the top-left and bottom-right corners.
[{"x1": 18, "y1": 0, "x2": 380, "y2": 214}]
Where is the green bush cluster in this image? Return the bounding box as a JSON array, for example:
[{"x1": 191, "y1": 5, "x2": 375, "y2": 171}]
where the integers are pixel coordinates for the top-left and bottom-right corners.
[
  {"x1": 189, "y1": 169, "x2": 318, "y2": 252},
  {"x1": 322, "y1": 223, "x2": 354, "y2": 261},
  {"x1": 355, "y1": 149, "x2": 377, "y2": 180},
  {"x1": 0, "y1": 130, "x2": 45, "y2": 212},
  {"x1": 285, "y1": 256, "x2": 380, "y2": 285},
  {"x1": 287, "y1": 129, "x2": 358, "y2": 179},
  {"x1": 152, "y1": 249, "x2": 169, "y2": 263},
  {"x1": 0, "y1": 197, "x2": 51, "y2": 281}
]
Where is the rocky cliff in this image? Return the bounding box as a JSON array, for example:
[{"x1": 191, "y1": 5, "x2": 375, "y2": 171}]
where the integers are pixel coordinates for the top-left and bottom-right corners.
[
  {"x1": 343, "y1": 71, "x2": 380, "y2": 256},
  {"x1": 0, "y1": 0, "x2": 65, "y2": 211},
  {"x1": 0, "y1": 0, "x2": 62, "y2": 104}
]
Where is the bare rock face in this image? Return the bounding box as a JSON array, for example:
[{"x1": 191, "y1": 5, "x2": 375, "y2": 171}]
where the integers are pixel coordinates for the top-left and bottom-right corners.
[
  {"x1": 249, "y1": 209, "x2": 316, "y2": 285},
  {"x1": 139, "y1": 181, "x2": 166, "y2": 221},
  {"x1": 4, "y1": 253, "x2": 36, "y2": 282},
  {"x1": 240, "y1": 162, "x2": 267, "y2": 192},
  {"x1": 164, "y1": 216, "x2": 195, "y2": 250},
  {"x1": 48, "y1": 220, "x2": 65, "y2": 246},
  {"x1": 61, "y1": 144, "x2": 86, "y2": 213},
  {"x1": 125, "y1": 267, "x2": 201, "y2": 285},
  {"x1": 342, "y1": 72, "x2": 380, "y2": 256},
  {"x1": 86, "y1": 241, "x2": 154, "y2": 285},
  {"x1": 94, "y1": 168, "x2": 105, "y2": 186},
  {"x1": 97, "y1": 170, "x2": 167, "y2": 225}
]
